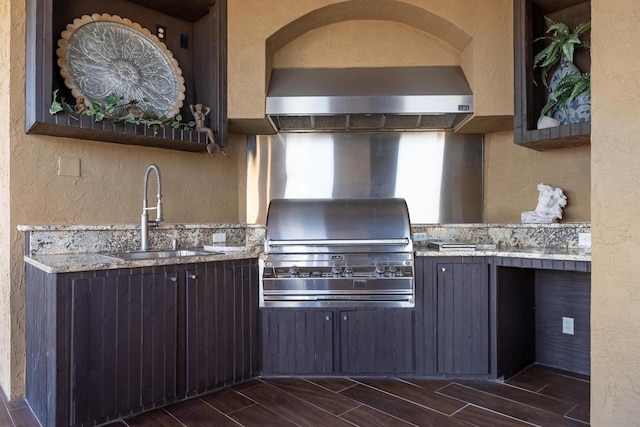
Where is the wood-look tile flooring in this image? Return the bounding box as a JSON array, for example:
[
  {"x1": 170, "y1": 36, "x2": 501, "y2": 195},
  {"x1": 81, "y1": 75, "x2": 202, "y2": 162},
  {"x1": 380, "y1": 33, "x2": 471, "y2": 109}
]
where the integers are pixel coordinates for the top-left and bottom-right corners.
[{"x1": 1, "y1": 364, "x2": 589, "y2": 427}]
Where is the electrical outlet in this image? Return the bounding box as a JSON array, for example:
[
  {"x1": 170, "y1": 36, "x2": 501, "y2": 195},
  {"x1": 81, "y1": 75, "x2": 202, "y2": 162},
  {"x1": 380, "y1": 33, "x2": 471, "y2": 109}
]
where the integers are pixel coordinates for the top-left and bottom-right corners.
[
  {"x1": 562, "y1": 316, "x2": 574, "y2": 335},
  {"x1": 212, "y1": 232, "x2": 226, "y2": 243},
  {"x1": 578, "y1": 232, "x2": 591, "y2": 246},
  {"x1": 413, "y1": 232, "x2": 428, "y2": 241}
]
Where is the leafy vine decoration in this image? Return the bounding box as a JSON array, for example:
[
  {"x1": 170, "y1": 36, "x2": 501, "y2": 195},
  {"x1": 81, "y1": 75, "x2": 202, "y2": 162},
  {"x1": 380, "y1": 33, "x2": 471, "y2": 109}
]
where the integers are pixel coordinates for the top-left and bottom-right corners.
[{"x1": 49, "y1": 90, "x2": 195, "y2": 136}]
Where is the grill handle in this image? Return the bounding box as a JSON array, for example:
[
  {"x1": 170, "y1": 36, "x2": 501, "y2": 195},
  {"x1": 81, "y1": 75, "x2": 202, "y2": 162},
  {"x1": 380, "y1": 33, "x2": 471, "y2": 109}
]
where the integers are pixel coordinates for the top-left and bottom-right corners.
[{"x1": 267, "y1": 238, "x2": 410, "y2": 247}]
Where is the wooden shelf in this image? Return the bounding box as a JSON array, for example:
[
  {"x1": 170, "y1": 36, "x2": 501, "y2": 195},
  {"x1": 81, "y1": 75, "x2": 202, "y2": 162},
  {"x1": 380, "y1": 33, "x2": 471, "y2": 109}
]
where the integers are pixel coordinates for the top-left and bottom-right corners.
[
  {"x1": 26, "y1": 0, "x2": 227, "y2": 152},
  {"x1": 513, "y1": 0, "x2": 591, "y2": 151}
]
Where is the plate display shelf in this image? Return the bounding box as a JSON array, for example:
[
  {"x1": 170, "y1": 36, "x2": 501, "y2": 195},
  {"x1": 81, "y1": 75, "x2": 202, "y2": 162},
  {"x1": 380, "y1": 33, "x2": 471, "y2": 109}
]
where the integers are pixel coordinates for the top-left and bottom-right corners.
[{"x1": 25, "y1": 0, "x2": 227, "y2": 152}]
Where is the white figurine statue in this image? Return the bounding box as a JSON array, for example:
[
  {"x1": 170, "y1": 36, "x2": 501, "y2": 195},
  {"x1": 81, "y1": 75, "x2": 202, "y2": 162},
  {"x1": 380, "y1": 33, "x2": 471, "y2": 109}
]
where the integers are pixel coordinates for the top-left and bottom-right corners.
[{"x1": 521, "y1": 183, "x2": 567, "y2": 224}]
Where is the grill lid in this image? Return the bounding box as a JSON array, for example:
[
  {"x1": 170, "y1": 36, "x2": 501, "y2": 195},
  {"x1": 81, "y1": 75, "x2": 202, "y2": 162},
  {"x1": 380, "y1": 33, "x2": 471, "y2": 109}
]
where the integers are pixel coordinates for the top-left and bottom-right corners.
[{"x1": 264, "y1": 198, "x2": 412, "y2": 253}]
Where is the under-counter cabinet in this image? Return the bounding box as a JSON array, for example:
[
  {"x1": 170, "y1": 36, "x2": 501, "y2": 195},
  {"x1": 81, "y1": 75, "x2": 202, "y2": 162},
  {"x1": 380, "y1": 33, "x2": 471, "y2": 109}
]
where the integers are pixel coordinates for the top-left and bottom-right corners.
[
  {"x1": 492, "y1": 258, "x2": 591, "y2": 379},
  {"x1": 26, "y1": 258, "x2": 259, "y2": 427},
  {"x1": 415, "y1": 257, "x2": 490, "y2": 377},
  {"x1": 260, "y1": 309, "x2": 334, "y2": 375},
  {"x1": 260, "y1": 308, "x2": 414, "y2": 375}
]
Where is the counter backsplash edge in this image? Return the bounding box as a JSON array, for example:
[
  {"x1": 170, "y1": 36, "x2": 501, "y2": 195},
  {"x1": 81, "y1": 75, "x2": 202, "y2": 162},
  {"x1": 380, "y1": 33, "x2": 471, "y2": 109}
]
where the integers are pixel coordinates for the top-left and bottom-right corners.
[{"x1": 18, "y1": 223, "x2": 590, "y2": 256}]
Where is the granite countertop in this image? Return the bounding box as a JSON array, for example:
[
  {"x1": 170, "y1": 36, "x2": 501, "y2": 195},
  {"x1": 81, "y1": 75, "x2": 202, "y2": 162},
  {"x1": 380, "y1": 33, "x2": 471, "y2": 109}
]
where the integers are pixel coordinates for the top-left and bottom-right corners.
[
  {"x1": 26, "y1": 244, "x2": 590, "y2": 274},
  {"x1": 414, "y1": 244, "x2": 590, "y2": 261},
  {"x1": 24, "y1": 247, "x2": 260, "y2": 274}
]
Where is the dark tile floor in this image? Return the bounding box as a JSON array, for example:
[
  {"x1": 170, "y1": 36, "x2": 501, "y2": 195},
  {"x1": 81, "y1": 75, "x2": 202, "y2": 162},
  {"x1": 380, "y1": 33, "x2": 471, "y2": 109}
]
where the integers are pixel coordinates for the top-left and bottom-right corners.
[{"x1": 1, "y1": 364, "x2": 589, "y2": 427}]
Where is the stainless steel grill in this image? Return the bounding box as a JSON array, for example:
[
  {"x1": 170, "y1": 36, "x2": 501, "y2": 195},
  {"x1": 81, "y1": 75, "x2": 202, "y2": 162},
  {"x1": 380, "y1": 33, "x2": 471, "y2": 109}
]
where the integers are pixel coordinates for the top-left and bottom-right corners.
[{"x1": 259, "y1": 198, "x2": 414, "y2": 307}]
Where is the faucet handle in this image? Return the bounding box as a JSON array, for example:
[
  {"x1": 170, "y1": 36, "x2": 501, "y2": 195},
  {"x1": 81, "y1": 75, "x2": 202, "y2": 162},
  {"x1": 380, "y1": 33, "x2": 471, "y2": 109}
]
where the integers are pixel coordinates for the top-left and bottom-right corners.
[{"x1": 155, "y1": 198, "x2": 163, "y2": 222}]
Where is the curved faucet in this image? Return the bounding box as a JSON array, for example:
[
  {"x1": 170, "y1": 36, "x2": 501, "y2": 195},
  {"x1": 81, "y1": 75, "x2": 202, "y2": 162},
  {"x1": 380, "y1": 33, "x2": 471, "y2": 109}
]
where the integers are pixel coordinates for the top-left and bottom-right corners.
[{"x1": 141, "y1": 164, "x2": 163, "y2": 251}]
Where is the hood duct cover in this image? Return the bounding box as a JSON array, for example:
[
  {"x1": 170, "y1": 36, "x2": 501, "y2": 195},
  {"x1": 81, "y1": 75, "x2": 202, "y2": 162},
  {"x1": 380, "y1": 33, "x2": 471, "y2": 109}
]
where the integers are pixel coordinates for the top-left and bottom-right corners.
[{"x1": 266, "y1": 66, "x2": 474, "y2": 133}]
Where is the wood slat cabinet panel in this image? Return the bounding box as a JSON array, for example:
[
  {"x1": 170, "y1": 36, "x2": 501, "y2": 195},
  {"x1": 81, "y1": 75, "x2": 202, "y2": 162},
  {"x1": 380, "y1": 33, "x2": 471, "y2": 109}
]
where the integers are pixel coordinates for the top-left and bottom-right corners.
[
  {"x1": 436, "y1": 261, "x2": 490, "y2": 376},
  {"x1": 415, "y1": 257, "x2": 490, "y2": 377},
  {"x1": 260, "y1": 307, "x2": 414, "y2": 376},
  {"x1": 181, "y1": 259, "x2": 259, "y2": 396},
  {"x1": 68, "y1": 267, "x2": 181, "y2": 426},
  {"x1": 26, "y1": 258, "x2": 258, "y2": 427},
  {"x1": 261, "y1": 309, "x2": 335, "y2": 375},
  {"x1": 339, "y1": 309, "x2": 414, "y2": 374}
]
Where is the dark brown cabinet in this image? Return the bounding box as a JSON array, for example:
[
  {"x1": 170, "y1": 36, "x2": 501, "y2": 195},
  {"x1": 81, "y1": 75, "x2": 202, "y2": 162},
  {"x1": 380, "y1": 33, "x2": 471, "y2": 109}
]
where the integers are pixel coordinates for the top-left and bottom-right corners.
[
  {"x1": 260, "y1": 308, "x2": 414, "y2": 376},
  {"x1": 436, "y1": 261, "x2": 489, "y2": 375},
  {"x1": 181, "y1": 260, "x2": 259, "y2": 397},
  {"x1": 26, "y1": 258, "x2": 258, "y2": 427},
  {"x1": 513, "y1": 0, "x2": 591, "y2": 150},
  {"x1": 260, "y1": 309, "x2": 334, "y2": 375},
  {"x1": 415, "y1": 257, "x2": 490, "y2": 377},
  {"x1": 26, "y1": 0, "x2": 227, "y2": 151},
  {"x1": 71, "y1": 267, "x2": 182, "y2": 424},
  {"x1": 339, "y1": 309, "x2": 414, "y2": 374}
]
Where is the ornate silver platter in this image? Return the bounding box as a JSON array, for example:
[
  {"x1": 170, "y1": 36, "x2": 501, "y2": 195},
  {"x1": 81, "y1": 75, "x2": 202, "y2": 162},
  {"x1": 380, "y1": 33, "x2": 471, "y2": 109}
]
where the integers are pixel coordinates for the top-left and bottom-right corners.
[{"x1": 56, "y1": 14, "x2": 185, "y2": 118}]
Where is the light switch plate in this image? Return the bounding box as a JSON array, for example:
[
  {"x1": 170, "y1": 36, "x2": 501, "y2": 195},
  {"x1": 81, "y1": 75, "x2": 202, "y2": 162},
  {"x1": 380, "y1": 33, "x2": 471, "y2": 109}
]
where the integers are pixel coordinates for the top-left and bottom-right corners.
[{"x1": 58, "y1": 156, "x2": 80, "y2": 177}]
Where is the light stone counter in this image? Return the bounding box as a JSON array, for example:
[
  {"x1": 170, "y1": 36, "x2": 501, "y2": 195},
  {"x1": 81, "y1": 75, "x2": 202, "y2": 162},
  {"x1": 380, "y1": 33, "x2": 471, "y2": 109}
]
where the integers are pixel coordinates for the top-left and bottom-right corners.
[
  {"x1": 19, "y1": 222, "x2": 591, "y2": 273},
  {"x1": 24, "y1": 247, "x2": 260, "y2": 274},
  {"x1": 415, "y1": 245, "x2": 590, "y2": 262}
]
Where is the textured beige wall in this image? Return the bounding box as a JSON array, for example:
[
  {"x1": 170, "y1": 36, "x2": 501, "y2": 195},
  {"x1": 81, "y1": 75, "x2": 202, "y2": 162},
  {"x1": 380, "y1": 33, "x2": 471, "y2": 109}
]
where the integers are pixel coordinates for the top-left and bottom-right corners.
[
  {"x1": 591, "y1": 0, "x2": 640, "y2": 424},
  {"x1": 0, "y1": 0, "x2": 12, "y2": 397},
  {"x1": 1, "y1": 0, "x2": 245, "y2": 398},
  {"x1": 484, "y1": 131, "x2": 590, "y2": 223},
  {"x1": 228, "y1": 0, "x2": 513, "y2": 121},
  {"x1": 273, "y1": 20, "x2": 461, "y2": 68}
]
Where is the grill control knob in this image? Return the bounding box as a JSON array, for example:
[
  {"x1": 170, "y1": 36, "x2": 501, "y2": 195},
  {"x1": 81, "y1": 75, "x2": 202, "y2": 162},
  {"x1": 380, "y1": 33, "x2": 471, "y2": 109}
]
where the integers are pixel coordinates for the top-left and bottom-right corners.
[
  {"x1": 388, "y1": 265, "x2": 397, "y2": 277},
  {"x1": 332, "y1": 265, "x2": 342, "y2": 277},
  {"x1": 344, "y1": 267, "x2": 354, "y2": 277},
  {"x1": 375, "y1": 264, "x2": 386, "y2": 277},
  {"x1": 288, "y1": 265, "x2": 299, "y2": 276}
]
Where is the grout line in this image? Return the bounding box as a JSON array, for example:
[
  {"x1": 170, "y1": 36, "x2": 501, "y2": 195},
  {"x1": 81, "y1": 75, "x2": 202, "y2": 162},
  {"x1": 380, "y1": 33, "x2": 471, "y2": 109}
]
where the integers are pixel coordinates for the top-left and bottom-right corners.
[
  {"x1": 349, "y1": 378, "x2": 458, "y2": 418},
  {"x1": 162, "y1": 407, "x2": 191, "y2": 427},
  {"x1": 455, "y1": 403, "x2": 540, "y2": 426}
]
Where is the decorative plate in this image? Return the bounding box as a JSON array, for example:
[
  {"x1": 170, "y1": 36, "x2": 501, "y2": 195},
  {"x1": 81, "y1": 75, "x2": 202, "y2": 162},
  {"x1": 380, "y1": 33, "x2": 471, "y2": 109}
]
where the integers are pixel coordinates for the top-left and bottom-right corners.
[{"x1": 56, "y1": 14, "x2": 185, "y2": 118}]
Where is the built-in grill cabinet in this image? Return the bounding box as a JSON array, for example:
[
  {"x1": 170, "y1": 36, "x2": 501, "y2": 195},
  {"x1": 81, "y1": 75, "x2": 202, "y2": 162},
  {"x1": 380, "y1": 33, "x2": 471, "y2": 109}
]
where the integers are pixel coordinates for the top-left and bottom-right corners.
[{"x1": 259, "y1": 198, "x2": 415, "y2": 307}]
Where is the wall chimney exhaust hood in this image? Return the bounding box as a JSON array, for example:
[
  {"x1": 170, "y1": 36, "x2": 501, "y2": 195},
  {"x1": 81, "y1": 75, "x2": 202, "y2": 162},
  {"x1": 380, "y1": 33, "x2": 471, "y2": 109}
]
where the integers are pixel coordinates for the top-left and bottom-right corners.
[{"x1": 266, "y1": 66, "x2": 474, "y2": 133}]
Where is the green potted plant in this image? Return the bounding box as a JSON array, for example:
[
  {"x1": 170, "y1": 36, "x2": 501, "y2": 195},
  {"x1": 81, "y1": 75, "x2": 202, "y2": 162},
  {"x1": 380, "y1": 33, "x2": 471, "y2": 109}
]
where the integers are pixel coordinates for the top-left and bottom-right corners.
[{"x1": 533, "y1": 16, "x2": 591, "y2": 128}]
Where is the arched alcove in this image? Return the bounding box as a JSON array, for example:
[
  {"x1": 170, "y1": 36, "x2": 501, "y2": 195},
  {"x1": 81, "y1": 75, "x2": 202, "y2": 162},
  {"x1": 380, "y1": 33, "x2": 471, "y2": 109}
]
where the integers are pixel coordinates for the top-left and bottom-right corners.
[
  {"x1": 227, "y1": 0, "x2": 513, "y2": 134},
  {"x1": 265, "y1": 0, "x2": 473, "y2": 82},
  {"x1": 266, "y1": 0, "x2": 472, "y2": 56}
]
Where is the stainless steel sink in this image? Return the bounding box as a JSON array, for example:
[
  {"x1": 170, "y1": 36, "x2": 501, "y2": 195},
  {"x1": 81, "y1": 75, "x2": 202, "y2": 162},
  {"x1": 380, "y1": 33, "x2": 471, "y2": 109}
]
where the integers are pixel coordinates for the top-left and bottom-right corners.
[{"x1": 104, "y1": 249, "x2": 219, "y2": 260}]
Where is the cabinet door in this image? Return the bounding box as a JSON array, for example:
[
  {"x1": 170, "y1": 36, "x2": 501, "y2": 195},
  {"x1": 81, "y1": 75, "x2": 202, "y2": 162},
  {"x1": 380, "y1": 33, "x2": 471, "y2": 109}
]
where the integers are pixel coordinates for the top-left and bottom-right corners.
[
  {"x1": 414, "y1": 256, "x2": 437, "y2": 376},
  {"x1": 182, "y1": 259, "x2": 259, "y2": 395},
  {"x1": 69, "y1": 267, "x2": 180, "y2": 426},
  {"x1": 261, "y1": 309, "x2": 334, "y2": 375},
  {"x1": 437, "y1": 262, "x2": 489, "y2": 375},
  {"x1": 339, "y1": 309, "x2": 414, "y2": 374}
]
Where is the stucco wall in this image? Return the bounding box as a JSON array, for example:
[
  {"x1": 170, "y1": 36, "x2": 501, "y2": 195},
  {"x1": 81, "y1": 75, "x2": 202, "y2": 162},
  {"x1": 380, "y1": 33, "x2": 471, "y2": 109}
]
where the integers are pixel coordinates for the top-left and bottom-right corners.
[
  {"x1": 1, "y1": 0, "x2": 245, "y2": 398},
  {"x1": 591, "y1": 0, "x2": 640, "y2": 424},
  {"x1": 484, "y1": 131, "x2": 590, "y2": 223},
  {"x1": 227, "y1": 0, "x2": 513, "y2": 122},
  {"x1": 0, "y1": 0, "x2": 13, "y2": 397}
]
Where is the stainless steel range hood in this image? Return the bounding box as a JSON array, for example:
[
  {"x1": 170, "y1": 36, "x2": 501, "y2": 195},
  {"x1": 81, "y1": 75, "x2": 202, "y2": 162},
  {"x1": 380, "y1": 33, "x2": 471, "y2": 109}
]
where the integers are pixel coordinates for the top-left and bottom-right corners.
[{"x1": 266, "y1": 66, "x2": 474, "y2": 133}]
